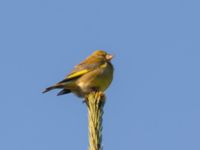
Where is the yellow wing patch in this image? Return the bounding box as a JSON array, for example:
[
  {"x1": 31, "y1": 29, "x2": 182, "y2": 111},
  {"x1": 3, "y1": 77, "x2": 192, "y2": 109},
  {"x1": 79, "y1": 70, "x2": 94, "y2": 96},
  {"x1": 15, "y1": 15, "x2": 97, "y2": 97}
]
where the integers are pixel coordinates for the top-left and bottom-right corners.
[{"x1": 67, "y1": 69, "x2": 89, "y2": 79}]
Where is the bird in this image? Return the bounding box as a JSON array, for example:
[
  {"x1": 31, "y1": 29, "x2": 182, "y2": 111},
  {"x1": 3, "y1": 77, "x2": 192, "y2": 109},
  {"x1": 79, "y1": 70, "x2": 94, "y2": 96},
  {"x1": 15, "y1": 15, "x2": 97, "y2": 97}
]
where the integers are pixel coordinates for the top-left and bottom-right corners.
[{"x1": 42, "y1": 50, "x2": 114, "y2": 98}]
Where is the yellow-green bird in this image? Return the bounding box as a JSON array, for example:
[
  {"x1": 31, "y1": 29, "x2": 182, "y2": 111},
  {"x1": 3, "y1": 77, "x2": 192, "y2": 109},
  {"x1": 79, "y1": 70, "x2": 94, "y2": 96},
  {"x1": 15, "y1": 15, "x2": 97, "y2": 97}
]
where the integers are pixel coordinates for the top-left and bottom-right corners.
[{"x1": 42, "y1": 50, "x2": 114, "y2": 98}]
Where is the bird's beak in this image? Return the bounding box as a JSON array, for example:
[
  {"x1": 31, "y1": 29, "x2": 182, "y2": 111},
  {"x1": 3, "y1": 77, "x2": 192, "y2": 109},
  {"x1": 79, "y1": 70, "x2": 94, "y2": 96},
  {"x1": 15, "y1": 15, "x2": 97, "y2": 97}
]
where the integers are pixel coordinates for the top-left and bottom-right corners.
[{"x1": 106, "y1": 54, "x2": 113, "y2": 61}]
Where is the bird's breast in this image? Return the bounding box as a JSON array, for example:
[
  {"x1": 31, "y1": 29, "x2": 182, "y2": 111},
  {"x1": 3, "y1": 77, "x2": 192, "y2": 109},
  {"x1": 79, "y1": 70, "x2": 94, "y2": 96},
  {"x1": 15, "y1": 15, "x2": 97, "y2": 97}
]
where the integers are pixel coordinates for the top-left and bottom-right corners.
[{"x1": 77, "y1": 62, "x2": 113, "y2": 94}]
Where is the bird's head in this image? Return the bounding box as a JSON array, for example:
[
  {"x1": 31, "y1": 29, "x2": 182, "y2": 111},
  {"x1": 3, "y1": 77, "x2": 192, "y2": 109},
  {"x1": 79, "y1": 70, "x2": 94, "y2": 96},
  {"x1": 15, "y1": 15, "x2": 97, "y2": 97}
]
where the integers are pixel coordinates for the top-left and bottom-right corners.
[{"x1": 92, "y1": 50, "x2": 113, "y2": 62}]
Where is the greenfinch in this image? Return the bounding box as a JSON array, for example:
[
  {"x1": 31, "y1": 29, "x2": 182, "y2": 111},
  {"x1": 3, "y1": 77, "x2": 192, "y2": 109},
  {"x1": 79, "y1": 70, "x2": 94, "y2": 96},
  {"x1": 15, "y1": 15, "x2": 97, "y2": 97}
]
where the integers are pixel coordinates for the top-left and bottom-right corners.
[{"x1": 43, "y1": 50, "x2": 114, "y2": 98}]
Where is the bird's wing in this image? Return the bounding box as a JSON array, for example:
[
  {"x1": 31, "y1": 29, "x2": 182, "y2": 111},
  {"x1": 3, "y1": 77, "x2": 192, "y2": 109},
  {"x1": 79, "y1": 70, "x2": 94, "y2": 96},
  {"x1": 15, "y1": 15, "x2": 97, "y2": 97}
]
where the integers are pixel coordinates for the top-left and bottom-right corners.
[{"x1": 58, "y1": 61, "x2": 103, "y2": 83}]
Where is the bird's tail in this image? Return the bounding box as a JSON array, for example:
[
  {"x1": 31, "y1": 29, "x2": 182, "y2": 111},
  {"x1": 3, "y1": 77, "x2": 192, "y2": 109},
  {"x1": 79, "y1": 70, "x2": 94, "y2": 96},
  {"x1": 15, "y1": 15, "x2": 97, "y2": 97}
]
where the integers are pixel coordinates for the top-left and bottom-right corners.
[
  {"x1": 43, "y1": 85, "x2": 72, "y2": 96},
  {"x1": 42, "y1": 79, "x2": 76, "y2": 94},
  {"x1": 57, "y1": 89, "x2": 71, "y2": 96},
  {"x1": 42, "y1": 84, "x2": 63, "y2": 93},
  {"x1": 42, "y1": 86, "x2": 54, "y2": 93}
]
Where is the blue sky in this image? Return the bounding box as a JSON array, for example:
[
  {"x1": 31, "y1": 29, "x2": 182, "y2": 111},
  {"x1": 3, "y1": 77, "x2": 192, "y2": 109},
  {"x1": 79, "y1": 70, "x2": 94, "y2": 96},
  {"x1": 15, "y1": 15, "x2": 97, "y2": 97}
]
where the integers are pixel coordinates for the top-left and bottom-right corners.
[{"x1": 0, "y1": 0, "x2": 200, "y2": 150}]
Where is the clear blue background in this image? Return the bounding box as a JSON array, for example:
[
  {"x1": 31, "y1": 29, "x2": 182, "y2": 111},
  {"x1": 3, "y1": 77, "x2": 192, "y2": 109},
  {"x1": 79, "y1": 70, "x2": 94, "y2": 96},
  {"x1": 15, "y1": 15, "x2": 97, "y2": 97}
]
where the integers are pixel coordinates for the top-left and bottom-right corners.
[{"x1": 0, "y1": 0, "x2": 200, "y2": 150}]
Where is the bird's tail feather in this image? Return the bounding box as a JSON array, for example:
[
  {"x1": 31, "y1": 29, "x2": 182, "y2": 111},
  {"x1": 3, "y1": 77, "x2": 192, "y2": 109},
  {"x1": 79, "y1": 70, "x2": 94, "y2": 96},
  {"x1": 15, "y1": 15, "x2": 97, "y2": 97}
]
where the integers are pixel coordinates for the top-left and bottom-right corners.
[
  {"x1": 42, "y1": 79, "x2": 76, "y2": 94},
  {"x1": 42, "y1": 84, "x2": 63, "y2": 93},
  {"x1": 57, "y1": 89, "x2": 71, "y2": 96},
  {"x1": 42, "y1": 86, "x2": 54, "y2": 93}
]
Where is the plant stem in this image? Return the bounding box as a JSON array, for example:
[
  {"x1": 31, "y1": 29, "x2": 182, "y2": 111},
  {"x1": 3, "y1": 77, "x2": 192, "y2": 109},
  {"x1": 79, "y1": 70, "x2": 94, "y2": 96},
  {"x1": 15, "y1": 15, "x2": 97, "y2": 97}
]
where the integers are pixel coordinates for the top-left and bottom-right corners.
[{"x1": 86, "y1": 92, "x2": 105, "y2": 150}]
